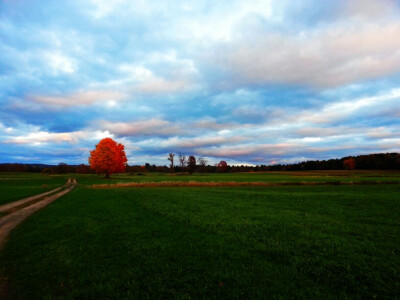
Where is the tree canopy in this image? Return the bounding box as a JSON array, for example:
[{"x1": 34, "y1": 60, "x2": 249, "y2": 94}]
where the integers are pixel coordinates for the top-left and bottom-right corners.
[
  {"x1": 343, "y1": 158, "x2": 356, "y2": 170},
  {"x1": 187, "y1": 156, "x2": 196, "y2": 173},
  {"x1": 217, "y1": 160, "x2": 228, "y2": 172},
  {"x1": 89, "y1": 138, "x2": 127, "y2": 178}
]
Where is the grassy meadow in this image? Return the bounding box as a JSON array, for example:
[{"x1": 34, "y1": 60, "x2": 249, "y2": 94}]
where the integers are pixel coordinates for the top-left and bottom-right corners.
[
  {"x1": 0, "y1": 171, "x2": 399, "y2": 298},
  {"x1": 74, "y1": 170, "x2": 400, "y2": 185},
  {"x1": 0, "y1": 173, "x2": 68, "y2": 205}
]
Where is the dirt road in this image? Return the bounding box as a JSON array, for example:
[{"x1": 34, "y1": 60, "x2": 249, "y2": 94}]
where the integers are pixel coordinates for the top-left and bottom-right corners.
[
  {"x1": 0, "y1": 178, "x2": 76, "y2": 299},
  {"x1": 0, "y1": 178, "x2": 77, "y2": 249}
]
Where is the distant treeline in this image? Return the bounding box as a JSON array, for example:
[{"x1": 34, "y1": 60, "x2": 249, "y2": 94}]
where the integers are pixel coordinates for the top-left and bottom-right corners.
[
  {"x1": 267, "y1": 153, "x2": 400, "y2": 171},
  {"x1": 0, "y1": 163, "x2": 95, "y2": 174},
  {"x1": 0, "y1": 153, "x2": 399, "y2": 173}
]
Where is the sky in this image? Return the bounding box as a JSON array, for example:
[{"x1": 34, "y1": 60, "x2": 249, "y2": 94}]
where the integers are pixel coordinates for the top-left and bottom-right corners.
[{"x1": 1, "y1": 0, "x2": 400, "y2": 166}]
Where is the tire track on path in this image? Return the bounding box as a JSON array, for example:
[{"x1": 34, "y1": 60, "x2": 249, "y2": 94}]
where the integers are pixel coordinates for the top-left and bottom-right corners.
[
  {"x1": 0, "y1": 182, "x2": 67, "y2": 214},
  {"x1": 0, "y1": 178, "x2": 77, "y2": 249},
  {"x1": 0, "y1": 178, "x2": 76, "y2": 299}
]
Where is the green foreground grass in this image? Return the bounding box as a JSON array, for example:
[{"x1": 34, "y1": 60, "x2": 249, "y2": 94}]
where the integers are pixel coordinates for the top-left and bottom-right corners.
[
  {"x1": 0, "y1": 176, "x2": 399, "y2": 298},
  {"x1": 0, "y1": 173, "x2": 68, "y2": 205}
]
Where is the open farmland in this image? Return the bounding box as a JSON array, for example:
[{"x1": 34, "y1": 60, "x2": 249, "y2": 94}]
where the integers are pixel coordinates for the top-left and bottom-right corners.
[
  {"x1": 3, "y1": 1, "x2": 400, "y2": 298},
  {"x1": 73, "y1": 170, "x2": 400, "y2": 186},
  {"x1": 0, "y1": 171, "x2": 399, "y2": 299},
  {"x1": 0, "y1": 173, "x2": 68, "y2": 206}
]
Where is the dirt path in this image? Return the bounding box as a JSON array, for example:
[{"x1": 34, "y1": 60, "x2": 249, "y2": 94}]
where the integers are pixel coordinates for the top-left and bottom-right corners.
[
  {"x1": 0, "y1": 178, "x2": 76, "y2": 299},
  {"x1": 0, "y1": 183, "x2": 66, "y2": 213},
  {"x1": 0, "y1": 178, "x2": 77, "y2": 249}
]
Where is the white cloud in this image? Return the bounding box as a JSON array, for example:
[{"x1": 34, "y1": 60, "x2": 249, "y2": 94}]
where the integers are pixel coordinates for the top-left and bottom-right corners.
[
  {"x1": 45, "y1": 51, "x2": 77, "y2": 74},
  {"x1": 160, "y1": 135, "x2": 248, "y2": 149},
  {"x1": 98, "y1": 119, "x2": 183, "y2": 137},
  {"x1": 86, "y1": 0, "x2": 129, "y2": 19},
  {"x1": 170, "y1": 1, "x2": 273, "y2": 43},
  {"x1": 136, "y1": 78, "x2": 189, "y2": 94},
  {"x1": 365, "y1": 127, "x2": 396, "y2": 139},
  {"x1": 30, "y1": 90, "x2": 127, "y2": 107},
  {"x1": 296, "y1": 88, "x2": 400, "y2": 124},
  {"x1": 209, "y1": 18, "x2": 400, "y2": 88},
  {"x1": 196, "y1": 142, "x2": 303, "y2": 158},
  {"x1": 118, "y1": 65, "x2": 153, "y2": 82},
  {"x1": 341, "y1": 0, "x2": 399, "y2": 19},
  {"x1": 191, "y1": 118, "x2": 240, "y2": 131},
  {"x1": 2, "y1": 125, "x2": 114, "y2": 146},
  {"x1": 4, "y1": 131, "x2": 87, "y2": 145}
]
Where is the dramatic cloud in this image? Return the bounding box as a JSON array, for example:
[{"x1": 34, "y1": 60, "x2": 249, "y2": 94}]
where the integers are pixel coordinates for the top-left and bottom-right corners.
[{"x1": 1, "y1": 0, "x2": 399, "y2": 165}]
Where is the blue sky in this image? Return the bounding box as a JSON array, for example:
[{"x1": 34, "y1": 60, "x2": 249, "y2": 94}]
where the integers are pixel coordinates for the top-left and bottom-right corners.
[{"x1": 1, "y1": 0, "x2": 400, "y2": 166}]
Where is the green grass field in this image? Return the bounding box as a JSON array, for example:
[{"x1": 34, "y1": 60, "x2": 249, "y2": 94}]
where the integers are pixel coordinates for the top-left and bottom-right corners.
[
  {"x1": 71, "y1": 170, "x2": 400, "y2": 187},
  {"x1": 0, "y1": 172, "x2": 399, "y2": 299},
  {"x1": 0, "y1": 173, "x2": 68, "y2": 205}
]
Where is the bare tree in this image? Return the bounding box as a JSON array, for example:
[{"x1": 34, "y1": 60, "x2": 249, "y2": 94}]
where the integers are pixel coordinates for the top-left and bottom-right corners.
[
  {"x1": 198, "y1": 157, "x2": 208, "y2": 174},
  {"x1": 178, "y1": 153, "x2": 186, "y2": 172},
  {"x1": 167, "y1": 153, "x2": 175, "y2": 173}
]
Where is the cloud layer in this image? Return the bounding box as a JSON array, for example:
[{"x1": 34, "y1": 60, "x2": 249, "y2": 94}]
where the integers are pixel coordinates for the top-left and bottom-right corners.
[{"x1": 1, "y1": 0, "x2": 399, "y2": 165}]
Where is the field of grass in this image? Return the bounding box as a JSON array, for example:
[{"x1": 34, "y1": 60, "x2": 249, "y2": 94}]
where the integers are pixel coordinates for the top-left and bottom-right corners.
[
  {"x1": 0, "y1": 172, "x2": 399, "y2": 299},
  {"x1": 0, "y1": 173, "x2": 68, "y2": 206},
  {"x1": 73, "y1": 170, "x2": 400, "y2": 186}
]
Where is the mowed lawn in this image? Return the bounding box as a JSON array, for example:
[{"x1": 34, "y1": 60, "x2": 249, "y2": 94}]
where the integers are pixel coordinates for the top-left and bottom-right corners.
[
  {"x1": 0, "y1": 176, "x2": 399, "y2": 299},
  {"x1": 0, "y1": 173, "x2": 68, "y2": 205}
]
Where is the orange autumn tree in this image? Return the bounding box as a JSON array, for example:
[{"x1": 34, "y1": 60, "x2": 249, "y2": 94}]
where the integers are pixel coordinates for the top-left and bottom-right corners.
[{"x1": 89, "y1": 138, "x2": 127, "y2": 178}]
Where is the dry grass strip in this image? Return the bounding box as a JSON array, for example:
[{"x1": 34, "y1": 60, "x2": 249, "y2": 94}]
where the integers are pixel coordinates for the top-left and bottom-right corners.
[{"x1": 91, "y1": 180, "x2": 400, "y2": 188}]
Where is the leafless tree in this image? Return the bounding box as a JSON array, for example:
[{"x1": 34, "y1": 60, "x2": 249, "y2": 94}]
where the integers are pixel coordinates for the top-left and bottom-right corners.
[
  {"x1": 167, "y1": 153, "x2": 175, "y2": 173},
  {"x1": 198, "y1": 157, "x2": 208, "y2": 174},
  {"x1": 178, "y1": 153, "x2": 186, "y2": 172}
]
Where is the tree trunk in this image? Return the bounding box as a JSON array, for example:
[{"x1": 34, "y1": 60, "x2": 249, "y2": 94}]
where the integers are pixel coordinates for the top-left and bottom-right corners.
[{"x1": 105, "y1": 171, "x2": 110, "y2": 178}]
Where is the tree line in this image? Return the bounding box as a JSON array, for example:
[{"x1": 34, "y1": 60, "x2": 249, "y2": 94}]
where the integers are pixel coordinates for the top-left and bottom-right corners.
[
  {"x1": 266, "y1": 153, "x2": 400, "y2": 171},
  {"x1": 1, "y1": 153, "x2": 399, "y2": 174}
]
